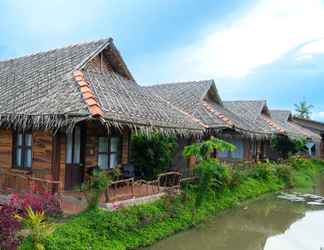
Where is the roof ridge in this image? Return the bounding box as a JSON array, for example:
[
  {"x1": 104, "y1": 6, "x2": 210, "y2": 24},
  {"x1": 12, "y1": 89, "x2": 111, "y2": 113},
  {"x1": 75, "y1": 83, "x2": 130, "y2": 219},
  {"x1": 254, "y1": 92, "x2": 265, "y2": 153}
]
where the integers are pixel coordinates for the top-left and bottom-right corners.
[
  {"x1": 293, "y1": 116, "x2": 324, "y2": 126},
  {"x1": 271, "y1": 109, "x2": 291, "y2": 112},
  {"x1": 0, "y1": 38, "x2": 111, "y2": 63},
  {"x1": 224, "y1": 99, "x2": 267, "y2": 103},
  {"x1": 145, "y1": 79, "x2": 214, "y2": 88}
]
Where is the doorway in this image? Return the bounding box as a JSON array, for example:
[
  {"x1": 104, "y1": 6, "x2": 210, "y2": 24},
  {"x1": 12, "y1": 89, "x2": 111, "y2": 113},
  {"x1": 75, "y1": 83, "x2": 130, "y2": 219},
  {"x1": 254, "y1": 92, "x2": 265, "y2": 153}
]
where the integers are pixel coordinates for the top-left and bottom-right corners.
[{"x1": 64, "y1": 126, "x2": 85, "y2": 191}]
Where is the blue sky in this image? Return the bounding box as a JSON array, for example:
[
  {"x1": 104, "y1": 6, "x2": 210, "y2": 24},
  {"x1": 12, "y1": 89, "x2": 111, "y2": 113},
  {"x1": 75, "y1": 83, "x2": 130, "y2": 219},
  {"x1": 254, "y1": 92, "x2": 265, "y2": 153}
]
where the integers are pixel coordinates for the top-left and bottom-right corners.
[{"x1": 1, "y1": 0, "x2": 324, "y2": 120}]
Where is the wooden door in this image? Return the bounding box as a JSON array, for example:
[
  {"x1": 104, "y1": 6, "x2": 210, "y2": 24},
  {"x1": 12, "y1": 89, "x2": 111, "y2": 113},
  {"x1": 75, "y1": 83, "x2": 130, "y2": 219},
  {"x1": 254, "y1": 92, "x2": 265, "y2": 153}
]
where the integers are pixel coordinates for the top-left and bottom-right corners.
[{"x1": 64, "y1": 126, "x2": 85, "y2": 191}]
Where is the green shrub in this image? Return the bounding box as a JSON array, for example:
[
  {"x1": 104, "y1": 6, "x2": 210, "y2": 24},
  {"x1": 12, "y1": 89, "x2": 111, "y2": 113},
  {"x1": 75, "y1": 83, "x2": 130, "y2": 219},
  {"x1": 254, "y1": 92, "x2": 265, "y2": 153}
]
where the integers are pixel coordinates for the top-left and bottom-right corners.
[
  {"x1": 288, "y1": 156, "x2": 316, "y2": 170},
  {"x1": 276, "y1": 164, "x2": 294, "y2": 188},
  {"x1": 271, "y1": 135, "x2": 307, "y2": 159},
  {"x1": 286, "y1": 156, "x2": 324, "y2": 189},
  {"x1": 82, "y1": 170, "x2": 111, "y2": 210},
  {"x1": 248, "y1": 162, "x2": 276, "y2": 181},
  {"x1": 228, "y1": 167, "x2": 247, "y2": 188},
  {"x1": 131, "y1": 133, "x2": 177, "y2": 179}
]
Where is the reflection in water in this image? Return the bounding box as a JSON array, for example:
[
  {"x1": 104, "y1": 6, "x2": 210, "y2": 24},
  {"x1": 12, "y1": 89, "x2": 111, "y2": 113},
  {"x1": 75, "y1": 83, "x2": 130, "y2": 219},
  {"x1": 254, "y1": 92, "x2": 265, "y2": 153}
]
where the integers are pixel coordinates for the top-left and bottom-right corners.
[
  {"x1": 145, "y1": 194, "x2": 324, "y2": 250},
  {"x1": 265, "y1": 210, "x2": 324, "y2": 250}
]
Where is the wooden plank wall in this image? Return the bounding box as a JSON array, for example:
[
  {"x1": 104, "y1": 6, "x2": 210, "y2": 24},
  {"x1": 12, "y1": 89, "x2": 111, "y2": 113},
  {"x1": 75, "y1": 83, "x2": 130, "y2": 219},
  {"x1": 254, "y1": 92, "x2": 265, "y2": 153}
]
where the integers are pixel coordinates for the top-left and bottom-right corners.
[
  {"x1": 58, "y1": 134, "x2": 66, "y2": 192},
  {"x1": 0, "y1": 122, "x2": 131, "y2": 192},
  {"x1": 243, "y1": 139, "x2": 252, "y2": 161},
  {"x1": 0, "y1": 129, "x2": 53, "y2": 192},
  {"x1": 0, "y1": 129, "x2": 12, "y2": 169},
  {"x1": 32, "y1": 131, "x2": 53, "y2": 179}
]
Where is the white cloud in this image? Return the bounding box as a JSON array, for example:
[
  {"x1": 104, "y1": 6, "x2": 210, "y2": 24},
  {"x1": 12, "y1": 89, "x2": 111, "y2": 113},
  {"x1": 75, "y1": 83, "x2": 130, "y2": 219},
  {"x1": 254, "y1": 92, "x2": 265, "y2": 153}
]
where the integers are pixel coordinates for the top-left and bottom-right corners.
[
  {"x1": 297, "y1": 38, "x2": 324, "y2": 60},
  {"x1": 312, "y1": 111, "x2": 324, "y2": 121},
  {"x1": 149, "y1": 0, "x2": 324, "y2": 81}
]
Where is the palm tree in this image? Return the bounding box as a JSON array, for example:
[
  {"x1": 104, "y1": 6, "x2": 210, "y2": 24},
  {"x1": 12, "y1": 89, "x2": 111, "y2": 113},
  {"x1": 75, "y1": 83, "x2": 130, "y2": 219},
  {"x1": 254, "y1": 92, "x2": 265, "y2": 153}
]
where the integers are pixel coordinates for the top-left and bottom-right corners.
[{"x1": 294, "y1": 100, "x2": 313, "y2": 119}]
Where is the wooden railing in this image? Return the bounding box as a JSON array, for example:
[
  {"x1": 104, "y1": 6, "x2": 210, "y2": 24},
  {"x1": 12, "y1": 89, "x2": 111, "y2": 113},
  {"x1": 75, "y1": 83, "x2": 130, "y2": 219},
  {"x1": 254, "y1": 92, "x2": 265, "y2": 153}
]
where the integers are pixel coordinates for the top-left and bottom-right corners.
[
  {"x1": 106, "y1": 171, "x2": 182, "y2": 202},
  {"x1": 0, "y1": 169, "x2": 61, "y2": 195},
  {"x1": 106, "y1": 177, "x2": 135, "y2": 202},
  {"x1": 157, "y1": 171, "x2": 182, "y2": 190}
]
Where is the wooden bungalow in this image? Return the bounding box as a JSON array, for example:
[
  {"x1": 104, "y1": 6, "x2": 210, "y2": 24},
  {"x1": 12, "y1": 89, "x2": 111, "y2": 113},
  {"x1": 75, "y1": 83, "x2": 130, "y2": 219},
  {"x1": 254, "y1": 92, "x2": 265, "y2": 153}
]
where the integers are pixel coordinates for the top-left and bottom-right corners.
[
  {"x1": 224, "y1": 102, "x2": 322, "y2": 159},
  {"x1": 0, "y1": 38, "x2": 203, "y2": 195},
  {"x1": 271, "y1": 110, "x2": 322, "y2": 157},
  {"x1": 293, "y1": 116, "x2": 324, "y2": 157},
  {"x1": 147, "y1": 82, "x2": 322, "y2": 172},
  {"x1": 146, "y1": 81, "x2": 275, "y2": 173}
]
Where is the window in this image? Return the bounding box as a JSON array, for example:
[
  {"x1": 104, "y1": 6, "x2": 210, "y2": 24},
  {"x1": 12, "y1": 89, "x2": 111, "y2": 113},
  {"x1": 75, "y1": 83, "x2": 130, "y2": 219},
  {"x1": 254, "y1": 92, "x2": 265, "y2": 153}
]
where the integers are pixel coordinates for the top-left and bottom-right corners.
[
  {"x1": 217, "y1": 138, "x2": 244, "y2": 160},
  {"x1": 98, "y1": 137, "x2": 109, "y2": 169},
  {"x1": 231, "y1": 139, "x2": 244, "y2": 159},
  {"x1": 97, "y1": 136, "x2": 121, "y2": 169},
  {"x1": 14, "y1": 132, "x2": 32, "y2": 169},
  {"x1": 66, "y1": 127, "x2": 81, "y2": 164},
  {"x1": 217, "y1": 147, "x2": 229, "y2": 159}
]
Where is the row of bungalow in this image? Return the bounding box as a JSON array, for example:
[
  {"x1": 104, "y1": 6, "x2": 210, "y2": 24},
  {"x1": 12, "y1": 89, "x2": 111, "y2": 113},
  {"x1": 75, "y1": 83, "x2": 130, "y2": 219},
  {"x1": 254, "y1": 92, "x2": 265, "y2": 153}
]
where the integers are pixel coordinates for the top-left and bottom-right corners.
[{"x1": 0, "y1": 38, "x2": 323, "y2": 194}]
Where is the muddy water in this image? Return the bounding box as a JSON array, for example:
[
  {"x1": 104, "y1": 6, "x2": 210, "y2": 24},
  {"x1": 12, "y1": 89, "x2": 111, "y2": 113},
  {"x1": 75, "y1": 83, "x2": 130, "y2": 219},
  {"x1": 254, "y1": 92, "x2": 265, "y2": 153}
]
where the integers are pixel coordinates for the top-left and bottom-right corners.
[{"x1": 145, "y1": 180, "x2": 324, "y2": 250}]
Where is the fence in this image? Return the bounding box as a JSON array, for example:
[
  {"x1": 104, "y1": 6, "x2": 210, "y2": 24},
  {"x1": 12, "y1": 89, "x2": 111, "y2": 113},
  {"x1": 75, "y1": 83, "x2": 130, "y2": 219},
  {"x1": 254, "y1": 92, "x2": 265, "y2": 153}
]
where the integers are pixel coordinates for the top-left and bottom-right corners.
[
  {"x1": 106, "y1": 171, "x2": 182, "y2": 202},
  {"x1": 0, "y1": 169, "x2": 61, "y2": 195}
]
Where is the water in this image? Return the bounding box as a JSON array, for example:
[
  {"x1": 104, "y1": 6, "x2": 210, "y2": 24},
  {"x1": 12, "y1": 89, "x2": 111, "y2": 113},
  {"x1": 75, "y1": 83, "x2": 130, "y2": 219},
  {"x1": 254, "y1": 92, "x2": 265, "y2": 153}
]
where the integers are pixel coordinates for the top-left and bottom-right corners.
[{"x1": 145, "y1": 180, "x2": 324, "y2": 250}]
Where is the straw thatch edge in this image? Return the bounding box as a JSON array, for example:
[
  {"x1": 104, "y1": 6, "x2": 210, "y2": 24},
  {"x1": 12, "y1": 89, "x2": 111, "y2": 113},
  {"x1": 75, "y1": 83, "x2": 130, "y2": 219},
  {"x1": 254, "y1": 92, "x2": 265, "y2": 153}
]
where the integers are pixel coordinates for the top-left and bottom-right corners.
[
  {"x1": 0, "y1": 113, "x2": 205, "y2": 138},
  {"x1": 0, "y1": 113, "x2": 87, "y2": 133},
  {"x1": 1, "y1": 113, "x2": 301, "y2": 141}
]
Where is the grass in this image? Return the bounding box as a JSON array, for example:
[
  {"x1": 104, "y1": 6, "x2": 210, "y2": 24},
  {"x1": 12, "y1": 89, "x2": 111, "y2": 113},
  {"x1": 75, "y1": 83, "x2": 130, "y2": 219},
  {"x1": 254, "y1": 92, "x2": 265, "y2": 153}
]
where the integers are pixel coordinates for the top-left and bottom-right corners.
[{"x1": 19, "y1": 158, "x2": 324, "y2": 250}]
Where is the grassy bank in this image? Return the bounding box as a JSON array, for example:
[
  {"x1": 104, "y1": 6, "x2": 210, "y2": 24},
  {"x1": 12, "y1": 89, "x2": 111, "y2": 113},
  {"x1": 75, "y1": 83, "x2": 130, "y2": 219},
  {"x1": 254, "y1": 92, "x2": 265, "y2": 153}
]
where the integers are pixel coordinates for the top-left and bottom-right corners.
[{"x1": 20, "y1": 158, "x2": 324, "y2": 250}]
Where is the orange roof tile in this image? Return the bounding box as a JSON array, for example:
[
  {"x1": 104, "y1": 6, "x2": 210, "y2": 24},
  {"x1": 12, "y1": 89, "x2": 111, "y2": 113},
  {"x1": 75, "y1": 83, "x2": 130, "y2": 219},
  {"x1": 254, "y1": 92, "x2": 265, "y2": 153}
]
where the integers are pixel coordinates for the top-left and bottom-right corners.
[
  {"x1": 78, "y1": 81, "x2": 88, "y2": 87},
  {"x1": 85, "y1": 98, "x2": 97, "y2": 106},
  {"x1": 82, "y1": 92, "x2": 95, "y2": 99},
  {"x1": 73, "y1": 70, "x2": 103, "y2": 117}
]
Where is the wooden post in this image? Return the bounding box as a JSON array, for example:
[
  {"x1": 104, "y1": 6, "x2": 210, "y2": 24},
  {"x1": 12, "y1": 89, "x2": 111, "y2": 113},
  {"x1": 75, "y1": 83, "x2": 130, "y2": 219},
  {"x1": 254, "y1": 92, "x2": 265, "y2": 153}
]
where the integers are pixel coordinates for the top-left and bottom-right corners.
[
  {"x1": 131, "y1": 179, "x2": 135, "y2": 198},
  {"x1": 105, "y1": 188, "x2": 109, "y2": 203}
]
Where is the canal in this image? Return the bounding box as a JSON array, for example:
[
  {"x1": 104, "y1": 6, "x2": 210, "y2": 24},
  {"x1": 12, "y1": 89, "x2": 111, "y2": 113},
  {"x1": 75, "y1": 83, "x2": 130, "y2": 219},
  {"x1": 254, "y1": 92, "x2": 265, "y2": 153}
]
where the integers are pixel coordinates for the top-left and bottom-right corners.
[{"x1": 145, "y1": 179, "x2": 324, "y2": 250}]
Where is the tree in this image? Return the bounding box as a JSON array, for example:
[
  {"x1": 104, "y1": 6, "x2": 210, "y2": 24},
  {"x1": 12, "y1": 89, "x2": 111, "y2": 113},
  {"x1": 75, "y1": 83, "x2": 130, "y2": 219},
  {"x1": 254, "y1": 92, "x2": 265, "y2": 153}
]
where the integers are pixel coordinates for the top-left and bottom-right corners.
[
  {"x1": 183, "y1": 137, "x2": 236, "y2": 162},
  {"x1": 183, "y1": 137, "x2": 235, "y2": 223},
  {"x1": 294, "y1": 100, "x2": 313, "y2": 119}
]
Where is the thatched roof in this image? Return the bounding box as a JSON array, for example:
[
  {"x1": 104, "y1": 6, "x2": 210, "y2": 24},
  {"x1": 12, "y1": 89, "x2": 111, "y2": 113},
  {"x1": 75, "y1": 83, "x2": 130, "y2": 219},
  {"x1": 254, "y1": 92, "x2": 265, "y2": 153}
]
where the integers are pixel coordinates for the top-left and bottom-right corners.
[
  {"x1": 0, "y1": 39, "x2": 106, "y2": 130},
  {"x1": 293, "y1": 116, "x2": 324, "y2": 135},
  {"x1": 146, "y1": 80, "x2": 226, "y2": 128},
  {"x1": 223, "y1": 100, "x2": 285, "y2": 136},
  {"x1": 146, "y1": 81, "x2": 271, "y2": 138},
  {"x1": 0, "y1": 38, "x2": 202, "y2": 135},
  {"x1": 271, "y1": 110, "x2": 321, "y2": 142}
]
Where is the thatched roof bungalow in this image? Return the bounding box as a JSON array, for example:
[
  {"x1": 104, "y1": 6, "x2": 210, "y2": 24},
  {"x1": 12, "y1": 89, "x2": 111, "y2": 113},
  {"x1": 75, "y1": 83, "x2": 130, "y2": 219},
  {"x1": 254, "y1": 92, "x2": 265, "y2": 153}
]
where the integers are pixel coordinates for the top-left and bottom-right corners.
[
  {"x1": 0, "y1": 38, "x2": 203, "y2": 193},
  {"x1": 147, "y1": 82, "x2": 322, "y2": 165},
  {"x1": 271, "y1": 110, "x2": 322, "y2": 157},
  {"x1": 147, "y1": 82, "x2": 283, "y2": 162}
]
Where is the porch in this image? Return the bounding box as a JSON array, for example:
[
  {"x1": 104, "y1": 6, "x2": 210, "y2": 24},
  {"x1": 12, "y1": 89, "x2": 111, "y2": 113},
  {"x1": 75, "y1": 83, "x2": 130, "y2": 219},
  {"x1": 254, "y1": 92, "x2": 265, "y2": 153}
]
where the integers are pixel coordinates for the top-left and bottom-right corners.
[{"x1": 0, "y1": 170, "x2": 183, "y2": 214}]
